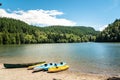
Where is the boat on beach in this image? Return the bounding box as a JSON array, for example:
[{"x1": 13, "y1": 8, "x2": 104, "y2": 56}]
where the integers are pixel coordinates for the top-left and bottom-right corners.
[
  {"x1": 48, "y1": 65, "x2": 69, "y2": 73},
  {"x1": 33, "y1": 62, "x2": 66, "y2": 72},
  {"x1": 27, "y1": 63, "x2": 45, "y2": 70},
  {"x1": 4, "y1": 61, "x2": 45, "y2": 68}
]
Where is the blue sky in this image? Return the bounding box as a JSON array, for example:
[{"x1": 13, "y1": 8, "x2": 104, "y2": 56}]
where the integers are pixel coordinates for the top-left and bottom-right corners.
[{"x1": 0, "y1": 0, "x2": 120, "y2": 31}]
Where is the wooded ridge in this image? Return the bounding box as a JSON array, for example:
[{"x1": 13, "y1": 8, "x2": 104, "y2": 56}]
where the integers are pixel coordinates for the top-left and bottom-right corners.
[
  {"x1": 0, "y1": 17, "x2": 120, "y2": 44},
  {"x1": 0, "y1": 17, "x2": 98, "y2": 44}
]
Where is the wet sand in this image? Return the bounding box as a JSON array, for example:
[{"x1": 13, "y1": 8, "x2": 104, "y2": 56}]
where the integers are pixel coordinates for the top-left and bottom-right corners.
[{"x1": 0, "y1": 64, "x2": 119, "y2": 80}]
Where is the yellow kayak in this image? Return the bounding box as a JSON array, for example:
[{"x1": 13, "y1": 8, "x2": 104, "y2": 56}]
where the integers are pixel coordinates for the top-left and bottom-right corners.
[
  {"x1": 27, "y1": 62, "x2": 45, "y2": 70},
  {"x1": 48, "y1": 65, "x2": 69, "y2": 73}
]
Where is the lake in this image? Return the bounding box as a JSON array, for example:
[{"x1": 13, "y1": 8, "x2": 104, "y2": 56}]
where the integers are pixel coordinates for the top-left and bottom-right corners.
[{"x1": 0, "y1": 43, "x2": 120, "y2": 75}]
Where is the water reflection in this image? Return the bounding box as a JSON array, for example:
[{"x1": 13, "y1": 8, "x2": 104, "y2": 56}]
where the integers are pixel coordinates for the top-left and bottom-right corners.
[{"x1": 0, "y1": 43, "x2": 120, "y2": 75}]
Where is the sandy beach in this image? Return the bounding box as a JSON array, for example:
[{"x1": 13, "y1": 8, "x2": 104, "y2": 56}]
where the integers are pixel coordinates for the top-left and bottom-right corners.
[{"x1": 1, "y1": 64, "x2": 119, "y2": 80}]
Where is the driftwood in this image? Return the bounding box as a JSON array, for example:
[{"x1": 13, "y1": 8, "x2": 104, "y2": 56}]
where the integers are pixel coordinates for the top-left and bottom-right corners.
[
  {"x1": 107, "y1": 77, "x2": 120, "y2": 80},
  {"x1": 53, "y1": 78, "x2": 62, "y2": 80}
]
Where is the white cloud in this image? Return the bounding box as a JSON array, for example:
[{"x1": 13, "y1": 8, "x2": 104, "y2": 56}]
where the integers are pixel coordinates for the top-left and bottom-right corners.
[
  {"x1": 0, "y1": 8, "x2": 76, "y2": 26},
  {"x1": 99, "y1": 25, "x2": 108, "y2": 31}
]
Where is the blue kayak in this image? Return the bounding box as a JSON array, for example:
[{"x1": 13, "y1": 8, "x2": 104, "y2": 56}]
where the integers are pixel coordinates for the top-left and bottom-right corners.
[{"x1": 33, "y1": 62, "x2": 66, "y2": 72}]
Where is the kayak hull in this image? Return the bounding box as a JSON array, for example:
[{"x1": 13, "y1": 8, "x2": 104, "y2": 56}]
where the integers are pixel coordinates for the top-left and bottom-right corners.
[
  {"x1": 27, "y1": 63, "x2": 45, "y2": 70},
  {"x1": 48, "y1": 65, "x2": 69, "y2": 73},
  {"x1": 33, "y1": 62, "x2": 66, "y2": 72},
  {"x1": 4, "y1": 61, "x2": 45, "y2": 68}
]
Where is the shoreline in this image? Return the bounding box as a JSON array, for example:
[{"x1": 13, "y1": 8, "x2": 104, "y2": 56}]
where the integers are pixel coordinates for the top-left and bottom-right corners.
[{"x1": 0, "y1": 64, "x2": 119, "y2": 80}]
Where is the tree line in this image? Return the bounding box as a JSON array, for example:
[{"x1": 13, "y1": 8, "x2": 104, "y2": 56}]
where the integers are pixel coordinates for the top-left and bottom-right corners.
[
  {"x1": 96, "y1": 19, "x2": 120, "y2": 42},
  {"x1": 0, "y1": 17, "x2": 98, "y2": 44}
]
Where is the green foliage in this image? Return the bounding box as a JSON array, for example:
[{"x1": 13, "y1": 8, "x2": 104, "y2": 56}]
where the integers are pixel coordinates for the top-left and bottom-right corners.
[
  {"x1": 0, "y1": 17, "x2": 98, "y2": 44},
  {"x1": 96, "y1": 19, "x2": 120, "y2": 42},
  {"x1": 0, "y1": 33, "x2": 3, "y2": 44}
]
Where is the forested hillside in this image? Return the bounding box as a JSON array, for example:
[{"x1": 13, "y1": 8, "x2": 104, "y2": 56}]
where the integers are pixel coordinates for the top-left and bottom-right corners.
[
  {"x1": 96, "y1": 19, "x2": 120, "y2": 42},
  {"x1": 0, "y1": 17, "x2": 98, "y2": 44}
]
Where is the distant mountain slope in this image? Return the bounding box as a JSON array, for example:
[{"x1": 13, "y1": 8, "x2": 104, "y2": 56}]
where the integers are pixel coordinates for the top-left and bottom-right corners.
[
  {"x1": 41, "y1": 26, "x2": 98, "y2": 36},
  {"x1": 0, "y1": 17, "x2": 98, "y2": 44},
  {"x1": 96, "y1": 19, "x2": 120, "y2": 42},
  {"x1": 0, "y1": 17, "x2": 36, "y2": 33}
]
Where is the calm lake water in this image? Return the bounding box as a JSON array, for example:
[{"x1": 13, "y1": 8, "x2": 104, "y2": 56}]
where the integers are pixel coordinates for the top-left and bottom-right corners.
[{"x1": 0, "y1": 43, "x2": 120, "y2": 75}]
